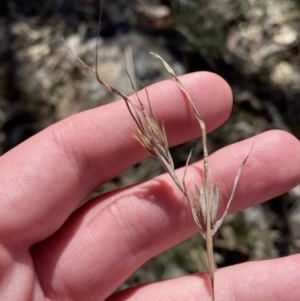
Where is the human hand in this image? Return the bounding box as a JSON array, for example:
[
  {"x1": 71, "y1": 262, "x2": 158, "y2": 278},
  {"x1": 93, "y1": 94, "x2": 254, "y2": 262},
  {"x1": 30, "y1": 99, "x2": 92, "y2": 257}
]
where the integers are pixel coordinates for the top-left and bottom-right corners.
[{"x1": 1, "y1": 72, "x2": 300, "y2": 301}]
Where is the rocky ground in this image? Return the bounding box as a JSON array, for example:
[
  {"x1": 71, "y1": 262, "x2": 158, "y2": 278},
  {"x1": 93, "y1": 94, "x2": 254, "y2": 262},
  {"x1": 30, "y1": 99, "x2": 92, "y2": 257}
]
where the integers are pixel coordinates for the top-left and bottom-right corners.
[{"x1": 1, "y1": 0, "x2": 300, "y2": 292}]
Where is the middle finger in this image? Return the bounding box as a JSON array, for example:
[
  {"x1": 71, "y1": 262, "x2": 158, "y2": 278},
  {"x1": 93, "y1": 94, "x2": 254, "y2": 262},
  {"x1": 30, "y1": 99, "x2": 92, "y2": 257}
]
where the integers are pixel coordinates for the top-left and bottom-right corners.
[{"x1": 31, "y1": 130, "x2": 300, "y2": 301}]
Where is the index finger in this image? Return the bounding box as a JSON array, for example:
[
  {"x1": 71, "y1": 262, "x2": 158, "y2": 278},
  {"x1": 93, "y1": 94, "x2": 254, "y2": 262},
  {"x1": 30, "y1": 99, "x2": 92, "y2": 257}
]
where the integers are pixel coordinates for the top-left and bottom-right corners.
[{"x1": 0, "y1": 72, "x2": 232, "y2": 247}]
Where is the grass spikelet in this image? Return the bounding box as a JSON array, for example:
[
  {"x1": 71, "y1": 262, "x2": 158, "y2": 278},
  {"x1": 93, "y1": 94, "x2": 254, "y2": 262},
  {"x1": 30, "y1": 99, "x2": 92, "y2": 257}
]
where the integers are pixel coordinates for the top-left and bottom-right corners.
[{"x1": 63, "y1": 3, "x2": 185, "y2": 195}]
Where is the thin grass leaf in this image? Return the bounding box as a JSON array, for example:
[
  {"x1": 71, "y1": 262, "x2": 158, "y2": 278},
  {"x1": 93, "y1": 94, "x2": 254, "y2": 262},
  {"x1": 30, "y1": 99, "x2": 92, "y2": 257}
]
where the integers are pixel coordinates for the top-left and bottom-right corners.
[{"x1": 214, "y1": 142, "x2": 254, "y2": 233}]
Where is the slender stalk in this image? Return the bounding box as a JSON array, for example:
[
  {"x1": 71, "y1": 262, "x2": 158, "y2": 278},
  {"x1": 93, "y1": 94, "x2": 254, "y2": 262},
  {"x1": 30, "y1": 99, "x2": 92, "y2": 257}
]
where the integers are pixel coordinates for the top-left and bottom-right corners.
[{"x1": 206, "y1": 219, "x2": 215, "y2": 301}]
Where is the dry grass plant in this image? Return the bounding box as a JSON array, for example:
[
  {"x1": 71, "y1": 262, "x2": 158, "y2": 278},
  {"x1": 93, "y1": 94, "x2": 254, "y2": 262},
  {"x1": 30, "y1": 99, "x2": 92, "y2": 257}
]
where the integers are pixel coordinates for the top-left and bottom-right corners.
[{"x1": 64, "y1": 2, "x2": 252, "y2": 300}]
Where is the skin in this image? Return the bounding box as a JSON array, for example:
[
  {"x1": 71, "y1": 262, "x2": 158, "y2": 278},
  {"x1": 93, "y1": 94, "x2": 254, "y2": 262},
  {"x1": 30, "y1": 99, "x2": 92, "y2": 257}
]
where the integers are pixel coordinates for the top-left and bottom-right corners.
[{"x1": 0, "y1": 72, "x2": 299, "y2": 301}]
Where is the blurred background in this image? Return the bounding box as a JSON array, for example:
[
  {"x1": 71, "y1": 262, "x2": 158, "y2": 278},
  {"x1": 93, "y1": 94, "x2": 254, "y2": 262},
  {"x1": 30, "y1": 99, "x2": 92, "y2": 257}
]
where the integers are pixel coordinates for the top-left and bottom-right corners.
[{"x1": 1, "y1": 0, "x2": 300, "y2": 293}]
